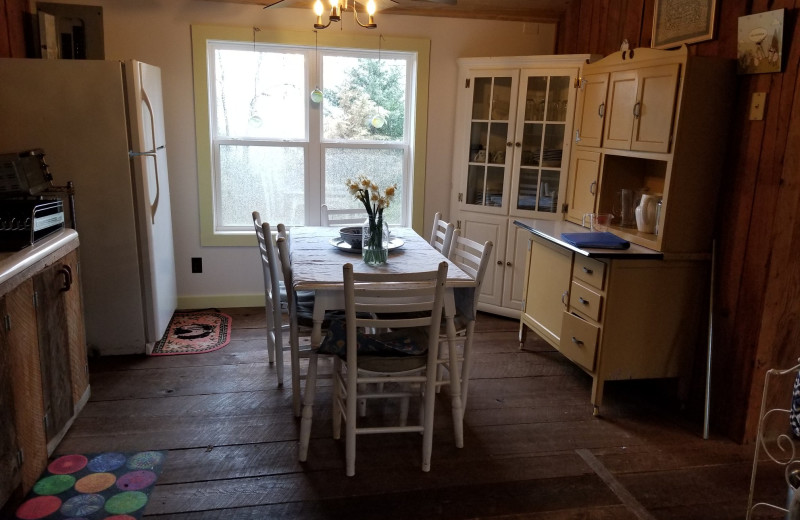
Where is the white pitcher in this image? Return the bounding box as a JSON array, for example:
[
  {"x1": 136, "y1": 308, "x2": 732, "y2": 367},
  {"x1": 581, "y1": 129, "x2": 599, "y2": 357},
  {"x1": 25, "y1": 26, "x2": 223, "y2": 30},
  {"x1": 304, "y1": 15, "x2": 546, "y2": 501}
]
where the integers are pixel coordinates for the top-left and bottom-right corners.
[{"x1": 635, "y1": 193, "x2": 658, "y2": 233}]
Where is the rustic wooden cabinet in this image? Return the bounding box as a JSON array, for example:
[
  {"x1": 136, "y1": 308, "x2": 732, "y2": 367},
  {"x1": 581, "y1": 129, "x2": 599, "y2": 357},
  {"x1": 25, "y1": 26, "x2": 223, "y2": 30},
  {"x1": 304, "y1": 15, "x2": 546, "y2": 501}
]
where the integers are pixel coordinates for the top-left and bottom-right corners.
[
  {"x1": 450, "y1": 54, "x2": 592, "y2": 318},
  {"x1": 0, "y1": 231, "x2": 88, "y2": 509}
]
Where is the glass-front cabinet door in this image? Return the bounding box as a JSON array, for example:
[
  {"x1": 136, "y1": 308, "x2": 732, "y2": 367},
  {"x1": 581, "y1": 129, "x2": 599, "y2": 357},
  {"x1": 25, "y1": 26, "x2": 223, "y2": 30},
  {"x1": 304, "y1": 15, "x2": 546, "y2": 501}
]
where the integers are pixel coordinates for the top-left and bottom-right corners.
[
  {"x1": 462, "y1": 70, "x2": 518, "y2": 214},
  {"x1": 509, "y1": 69, "x2": 577, "y2": 218}
]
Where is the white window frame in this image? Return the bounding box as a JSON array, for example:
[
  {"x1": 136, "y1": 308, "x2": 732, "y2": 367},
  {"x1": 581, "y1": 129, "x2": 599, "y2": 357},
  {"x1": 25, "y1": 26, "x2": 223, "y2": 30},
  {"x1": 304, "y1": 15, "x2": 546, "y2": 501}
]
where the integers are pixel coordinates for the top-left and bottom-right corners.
[{"x1": 191, "y1": 25, "x2": 430, "y2": 246}]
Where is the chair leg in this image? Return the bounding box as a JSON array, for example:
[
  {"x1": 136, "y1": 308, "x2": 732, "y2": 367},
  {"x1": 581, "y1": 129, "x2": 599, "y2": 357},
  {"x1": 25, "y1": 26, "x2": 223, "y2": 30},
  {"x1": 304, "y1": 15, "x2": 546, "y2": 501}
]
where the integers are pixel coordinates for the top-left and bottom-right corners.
[
  {"x1": 265, "y1": 306, "x2": 275, "y2": 365},
  {"x1": 446, "y1": 319, "x2": 464, "y2": 448},
  {"x1": 460, "y1": 321, "x2": 477, "y2": 411},
  {"x1": 346, "y1": 362, "x2": 358, "y2": 477},
  {"x1": 421, "y1": 352, "x2": 438, "y2": 472},
  {"x1": 299, "y1": 350, "x2": 319, "y2": 462},
  {"x1": 332, "y1": 357, "x2": 343, "y2": 440},
  {"x1": 288, "y1": 317, "x2": 301, "y2": 417},
  {"x1": 275, "y1": 329, "x2": 284, "y2": 387}
]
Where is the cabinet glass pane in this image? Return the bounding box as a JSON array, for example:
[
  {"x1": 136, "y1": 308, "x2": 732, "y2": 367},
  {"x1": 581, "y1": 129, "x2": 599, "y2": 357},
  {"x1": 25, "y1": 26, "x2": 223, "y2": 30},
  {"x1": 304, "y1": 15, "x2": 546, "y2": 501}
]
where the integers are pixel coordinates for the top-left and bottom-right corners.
[
  {"x1": 491, "y1": 77, "x2": 513, "y2": 120},
  {"x1": 546, "y1": 76, "x2": 570, "y2": 122},
  {"x1": 486, "y1": 166, "x2": 504, "y2": 207},
  {"x1": 538, "y1": 169, "x2": 560, "y2": 213},
  {"x1": 524, "y1": 76, "x2": 547, "y2": 121},
  {"x1": 488, "y1": 123, "x2": 508, "y2": 164},
  {"x1": 517, "y1": 168, "x2": 538, "y2": 211},
  {"x1": 469, "y1": 122, "x2": 488, "y2": 163},
  {"x1": 541, "y1": 124, "x2": 565, "y2": 167},
  {"x1": 521, "y1": 123, "x2": 542, "y2": 167},
  {"x1": 471, "y1": 78, "x2": 491, "y2": 120},
  {"x1": 466, "y1": 165, "x2": 485, "y2": 205}
]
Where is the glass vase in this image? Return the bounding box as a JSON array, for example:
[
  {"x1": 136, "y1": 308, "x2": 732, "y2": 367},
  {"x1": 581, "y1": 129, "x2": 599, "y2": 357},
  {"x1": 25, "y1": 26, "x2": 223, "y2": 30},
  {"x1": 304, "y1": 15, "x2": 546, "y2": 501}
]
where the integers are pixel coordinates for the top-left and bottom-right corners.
[{"x1": 362, "y1": 216, "x2": 389, "y2": 266}]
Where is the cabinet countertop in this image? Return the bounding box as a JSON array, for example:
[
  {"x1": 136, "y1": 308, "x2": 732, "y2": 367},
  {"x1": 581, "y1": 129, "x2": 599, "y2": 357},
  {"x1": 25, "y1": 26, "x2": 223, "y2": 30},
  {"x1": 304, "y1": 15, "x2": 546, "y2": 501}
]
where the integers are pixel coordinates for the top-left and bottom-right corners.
[
  {"x1": 0, "y1": 229, "x2": 80, "y2": 295},
  {"x1": 513, "y1": 219, "x2": 663, "y2": 260}
]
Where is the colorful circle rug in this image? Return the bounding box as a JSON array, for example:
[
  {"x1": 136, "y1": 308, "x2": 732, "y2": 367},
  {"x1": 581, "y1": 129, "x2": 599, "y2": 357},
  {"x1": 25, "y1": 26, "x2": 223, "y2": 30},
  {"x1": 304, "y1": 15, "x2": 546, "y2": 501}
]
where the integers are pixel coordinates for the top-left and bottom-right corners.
[
  {"x1": 150, "y1": 309, "x2": 232, "y2": 356},
  {"x1": 15, "y1": 451, "x2": 166, "y2": 520}
]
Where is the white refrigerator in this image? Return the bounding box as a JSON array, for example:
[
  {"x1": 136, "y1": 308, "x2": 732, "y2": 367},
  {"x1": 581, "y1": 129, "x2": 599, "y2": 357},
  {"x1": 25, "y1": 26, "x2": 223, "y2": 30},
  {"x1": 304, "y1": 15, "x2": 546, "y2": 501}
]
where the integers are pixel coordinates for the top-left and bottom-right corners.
[{"x1": 0, "y1": 58, "x2": 177, "y2": 356}]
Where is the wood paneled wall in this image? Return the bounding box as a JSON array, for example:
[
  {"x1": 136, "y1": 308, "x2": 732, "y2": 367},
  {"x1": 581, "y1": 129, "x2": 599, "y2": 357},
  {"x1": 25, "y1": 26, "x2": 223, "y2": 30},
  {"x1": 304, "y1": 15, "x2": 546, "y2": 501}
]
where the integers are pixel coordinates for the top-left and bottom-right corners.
[
  {"x1": 0, "y1": 0, "x2": 27, "y2": 58},
  {"x1": 559, "y1": 0, "x2": 800, "y2": 443}
]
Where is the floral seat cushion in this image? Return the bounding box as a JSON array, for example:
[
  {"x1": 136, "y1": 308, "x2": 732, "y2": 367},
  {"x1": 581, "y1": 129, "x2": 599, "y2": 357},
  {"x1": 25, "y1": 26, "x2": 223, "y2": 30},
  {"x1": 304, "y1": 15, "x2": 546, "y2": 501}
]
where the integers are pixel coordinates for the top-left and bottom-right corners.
[{"x1": 318, "y1": 319, "x2": 429, "y2": 358}]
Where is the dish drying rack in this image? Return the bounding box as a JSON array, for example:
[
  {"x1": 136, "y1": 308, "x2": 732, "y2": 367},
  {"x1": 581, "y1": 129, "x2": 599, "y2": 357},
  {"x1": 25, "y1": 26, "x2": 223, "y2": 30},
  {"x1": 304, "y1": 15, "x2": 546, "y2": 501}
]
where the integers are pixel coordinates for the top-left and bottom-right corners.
[{"x1": 747, "y1": 360, "x2": 800, "y2": 519}]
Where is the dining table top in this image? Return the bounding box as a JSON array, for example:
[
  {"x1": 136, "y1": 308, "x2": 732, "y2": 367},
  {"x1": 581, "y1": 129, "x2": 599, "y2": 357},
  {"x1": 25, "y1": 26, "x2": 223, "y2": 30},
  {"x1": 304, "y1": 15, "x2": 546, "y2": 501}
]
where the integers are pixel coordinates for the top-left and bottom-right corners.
[{"x1": 288, "y1": 226, "x2": 475, "y2": 291}]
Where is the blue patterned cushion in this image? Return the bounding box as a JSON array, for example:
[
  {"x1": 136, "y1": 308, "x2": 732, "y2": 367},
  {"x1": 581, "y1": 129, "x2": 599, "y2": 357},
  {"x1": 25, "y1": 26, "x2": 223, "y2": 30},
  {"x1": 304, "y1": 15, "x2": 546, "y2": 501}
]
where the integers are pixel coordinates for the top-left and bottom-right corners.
[
  {"x1": 318, "y1": 319, "x2": 429, "y2": 357},
  {"x1": 791, "y1": 370, "x2": 800, "y2": 438}
]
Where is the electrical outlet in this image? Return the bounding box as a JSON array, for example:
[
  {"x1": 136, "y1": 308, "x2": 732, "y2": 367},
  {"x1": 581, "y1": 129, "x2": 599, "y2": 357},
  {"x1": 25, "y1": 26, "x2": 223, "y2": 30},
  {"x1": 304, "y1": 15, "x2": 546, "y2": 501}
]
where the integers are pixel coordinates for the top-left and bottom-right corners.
[{"x1": 191, "y1": 257, "x2": 202, "y2": 273}]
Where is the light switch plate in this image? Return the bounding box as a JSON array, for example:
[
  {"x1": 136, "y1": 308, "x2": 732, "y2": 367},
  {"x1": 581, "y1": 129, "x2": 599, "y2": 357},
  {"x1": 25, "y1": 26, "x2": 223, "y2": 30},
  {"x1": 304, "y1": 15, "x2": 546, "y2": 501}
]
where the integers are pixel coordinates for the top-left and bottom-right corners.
[{"x1": 750, "y1": 92, "x2": 766, "y2": 120}]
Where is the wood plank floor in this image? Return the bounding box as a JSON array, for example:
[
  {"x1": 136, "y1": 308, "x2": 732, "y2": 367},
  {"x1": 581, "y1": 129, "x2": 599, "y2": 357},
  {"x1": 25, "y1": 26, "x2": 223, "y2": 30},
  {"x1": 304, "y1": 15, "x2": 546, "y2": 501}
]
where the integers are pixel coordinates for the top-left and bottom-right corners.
[{"x1": 50, "y1": 308, "x2": 787, "y2": 519}]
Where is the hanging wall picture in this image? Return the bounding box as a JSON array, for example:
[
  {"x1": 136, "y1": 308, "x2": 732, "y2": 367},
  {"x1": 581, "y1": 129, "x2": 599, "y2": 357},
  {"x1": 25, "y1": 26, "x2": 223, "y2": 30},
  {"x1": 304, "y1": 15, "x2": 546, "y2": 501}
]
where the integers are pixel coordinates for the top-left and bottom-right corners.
[
  {"x1": 652, "y1": 0, "x2": 716, "y2": 49},
  {"x1": 737, "y1": 9, "x2": 784, "y2": 75}
]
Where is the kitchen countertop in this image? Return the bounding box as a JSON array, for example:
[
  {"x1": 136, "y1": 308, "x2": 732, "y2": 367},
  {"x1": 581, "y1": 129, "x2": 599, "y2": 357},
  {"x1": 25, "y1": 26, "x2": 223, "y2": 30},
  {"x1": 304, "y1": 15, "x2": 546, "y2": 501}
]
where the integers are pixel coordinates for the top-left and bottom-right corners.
[
  {"x1": 0, "y1": 229, "x2": 80, "y2": 295},
  {"x1": 513, "y1": 218, "x2": 663, "y2": 260}
]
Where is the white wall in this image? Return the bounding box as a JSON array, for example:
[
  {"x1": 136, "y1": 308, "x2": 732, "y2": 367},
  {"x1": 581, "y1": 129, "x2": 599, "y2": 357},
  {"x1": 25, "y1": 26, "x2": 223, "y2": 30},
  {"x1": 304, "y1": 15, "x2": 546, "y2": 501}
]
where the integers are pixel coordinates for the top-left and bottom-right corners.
[{"x1": 44, "y1": 0, "x2": 555, "y2": 306}]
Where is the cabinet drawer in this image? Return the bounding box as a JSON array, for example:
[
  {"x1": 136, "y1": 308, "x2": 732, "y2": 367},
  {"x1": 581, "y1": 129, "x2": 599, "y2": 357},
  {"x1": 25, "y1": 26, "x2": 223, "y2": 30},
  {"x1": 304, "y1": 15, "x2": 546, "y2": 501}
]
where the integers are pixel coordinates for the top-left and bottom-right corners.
[
  {"x1": 573, "y1": 256, "x2": 606, "y2": 289},
  {"x1": 560, "y1": 312, "x2": 599, "y2": 372},
  {"x1": 570, "y1": 280, "x2": 603, "y2": 322}
]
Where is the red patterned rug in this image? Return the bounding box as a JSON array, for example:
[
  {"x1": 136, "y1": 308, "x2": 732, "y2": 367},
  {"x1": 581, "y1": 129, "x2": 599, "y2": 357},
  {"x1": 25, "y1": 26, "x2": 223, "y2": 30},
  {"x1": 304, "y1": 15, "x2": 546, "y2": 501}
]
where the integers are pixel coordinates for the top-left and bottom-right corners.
[{"x1": 150, "y1": 309, "x2": 232, "y2": 356}]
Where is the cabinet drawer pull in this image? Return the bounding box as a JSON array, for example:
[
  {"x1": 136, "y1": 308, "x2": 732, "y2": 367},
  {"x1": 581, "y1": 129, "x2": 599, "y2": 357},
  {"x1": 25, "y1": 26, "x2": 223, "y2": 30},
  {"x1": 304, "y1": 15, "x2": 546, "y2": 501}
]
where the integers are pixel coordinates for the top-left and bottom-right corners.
[
  {"x1": 578, "y1": 297, "x2": 589, "y2": 305},
  {"x1": 589, "y1": 181, "x2": 596, "y2": 195},
  {"x1": 598, "y1": 102, "x2": 605, "y2": 118},
  {"x1": 59, "y1": 265, "x2": 72, "y2": 292},
  {"x1": 506, "y1": 261, "x2": 512, "y2": 266},
  {"x1": 571, "y1": 336, "x2": 584, "y2": 346},
  {"x1": 497, "y1": 260, "x2": 503, "y2": 266},
  {"x1": 582, "y1": 266, "x2": 593, "y2": 275},
  {"x1": 633, "y1": 101, "x2": 641, "y2": 119},
  {"x1": 561, "y1": 291, "x2": 568, "y2": 307}
]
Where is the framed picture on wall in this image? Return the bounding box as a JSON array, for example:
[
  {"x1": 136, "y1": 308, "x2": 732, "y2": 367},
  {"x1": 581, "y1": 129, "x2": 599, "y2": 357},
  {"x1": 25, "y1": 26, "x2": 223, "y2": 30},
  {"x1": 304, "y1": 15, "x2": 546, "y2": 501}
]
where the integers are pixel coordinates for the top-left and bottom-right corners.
[
  {"x1": 737, "y1": 9, "x2": 784, "y2": 75},
  {"x1": 652, "y1": 0, "x2": 717, "y2": 49}
]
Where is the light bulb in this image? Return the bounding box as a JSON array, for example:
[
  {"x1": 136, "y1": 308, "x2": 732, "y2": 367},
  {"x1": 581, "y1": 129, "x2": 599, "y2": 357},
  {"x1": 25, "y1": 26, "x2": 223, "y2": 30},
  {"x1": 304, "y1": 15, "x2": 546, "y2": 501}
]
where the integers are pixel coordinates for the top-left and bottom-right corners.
[
  {"x1": 314, "y1": 0, "x2": 324, "y2": 16},
  {"x1": 366, "y1": 0, "x2": 376, "y2": 15},
  {"x1": 310, "y1": 87, "x2": 323, "y2": 103},
  {"x1": 371, "y1": 114, "x2": 385, "y2": 128}
]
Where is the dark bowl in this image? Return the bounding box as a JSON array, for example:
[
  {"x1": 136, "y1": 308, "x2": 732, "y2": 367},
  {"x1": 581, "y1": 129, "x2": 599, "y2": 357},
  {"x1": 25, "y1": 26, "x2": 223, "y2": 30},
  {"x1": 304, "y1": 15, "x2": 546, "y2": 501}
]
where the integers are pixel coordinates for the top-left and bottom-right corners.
[{"x1": 339, "y1": 226, "x2": 362, "y2": 249}]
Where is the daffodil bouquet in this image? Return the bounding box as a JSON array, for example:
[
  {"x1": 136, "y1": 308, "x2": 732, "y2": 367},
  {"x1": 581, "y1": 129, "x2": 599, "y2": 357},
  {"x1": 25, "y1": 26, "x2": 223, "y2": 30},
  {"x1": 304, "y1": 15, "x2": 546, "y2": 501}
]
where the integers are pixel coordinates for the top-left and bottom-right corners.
[{"x1": 346, "y1": 175, "x2": 396, "y2": 264}]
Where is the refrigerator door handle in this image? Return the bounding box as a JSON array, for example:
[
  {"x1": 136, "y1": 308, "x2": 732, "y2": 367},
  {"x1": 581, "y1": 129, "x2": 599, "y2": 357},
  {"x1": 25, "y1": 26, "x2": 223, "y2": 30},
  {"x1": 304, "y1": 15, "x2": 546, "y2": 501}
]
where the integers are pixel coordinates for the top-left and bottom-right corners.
[{"x1": 134, "y1": 89, "x2": 160, "y2": 224}]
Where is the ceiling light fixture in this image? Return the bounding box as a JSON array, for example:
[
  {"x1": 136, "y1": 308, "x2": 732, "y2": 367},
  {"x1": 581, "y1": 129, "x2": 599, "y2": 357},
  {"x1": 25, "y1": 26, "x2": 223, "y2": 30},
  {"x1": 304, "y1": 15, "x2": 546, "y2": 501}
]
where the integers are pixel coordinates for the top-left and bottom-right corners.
[{"x1": 313, "y1": 0, "x2": 377, "y2": 30}]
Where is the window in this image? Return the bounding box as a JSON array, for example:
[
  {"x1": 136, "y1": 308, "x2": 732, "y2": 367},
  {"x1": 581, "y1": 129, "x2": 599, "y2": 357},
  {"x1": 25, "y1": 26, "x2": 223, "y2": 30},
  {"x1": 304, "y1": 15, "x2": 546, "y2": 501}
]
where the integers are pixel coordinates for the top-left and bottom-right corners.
[{"x1": 192, "y1": 26, "x2": 431, "y2": 246}]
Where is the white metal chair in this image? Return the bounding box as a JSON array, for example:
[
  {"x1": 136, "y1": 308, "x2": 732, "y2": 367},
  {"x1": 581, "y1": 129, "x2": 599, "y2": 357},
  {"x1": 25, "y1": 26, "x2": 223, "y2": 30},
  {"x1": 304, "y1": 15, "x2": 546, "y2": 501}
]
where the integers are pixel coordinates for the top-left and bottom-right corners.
[
  {"x1": 438, "y1": 231, "x2": 493, "y2": 448},
  {"x1": 321, "y1": 204, "x2": 366, "y2": 227},
  {"x1": 429, "y1": 212, "x2": 456, "y2": 257}
]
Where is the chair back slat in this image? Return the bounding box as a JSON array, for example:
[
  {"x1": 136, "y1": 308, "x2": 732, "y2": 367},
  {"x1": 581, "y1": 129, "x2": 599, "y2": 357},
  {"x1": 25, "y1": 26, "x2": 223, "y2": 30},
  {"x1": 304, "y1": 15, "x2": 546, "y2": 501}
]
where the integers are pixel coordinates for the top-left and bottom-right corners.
[
  {"x1": 429, "y1": 212, "x2": 455, "y2": 257},
  {"x1": 321, "y1": 204, "x2": 366, "y2": 227}
]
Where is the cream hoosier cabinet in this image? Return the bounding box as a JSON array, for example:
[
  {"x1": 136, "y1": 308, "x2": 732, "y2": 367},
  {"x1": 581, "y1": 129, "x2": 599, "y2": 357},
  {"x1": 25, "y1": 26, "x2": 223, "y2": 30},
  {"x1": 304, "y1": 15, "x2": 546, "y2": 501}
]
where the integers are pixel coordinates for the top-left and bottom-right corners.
[
  {"x1": 518, "y1": 45, "x2": 734, "y2": 415},
  {"x1": 449, "y1": 54, "x2": 594, "y2": 317}
]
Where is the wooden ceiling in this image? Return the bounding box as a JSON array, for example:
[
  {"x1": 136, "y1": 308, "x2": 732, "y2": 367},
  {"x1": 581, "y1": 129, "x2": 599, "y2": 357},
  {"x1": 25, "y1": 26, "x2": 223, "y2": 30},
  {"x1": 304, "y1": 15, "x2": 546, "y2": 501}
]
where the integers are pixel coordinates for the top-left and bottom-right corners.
[{"x1": 203, "y1": 0, "x2": 570, "y2": 23}]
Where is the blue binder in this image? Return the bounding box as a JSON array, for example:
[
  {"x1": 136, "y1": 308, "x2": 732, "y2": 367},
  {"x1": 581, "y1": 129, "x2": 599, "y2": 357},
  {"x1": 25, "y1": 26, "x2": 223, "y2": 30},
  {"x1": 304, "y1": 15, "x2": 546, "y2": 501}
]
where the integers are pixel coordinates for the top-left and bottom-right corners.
[{"x1": 560, "y1": 231, "x2": 630, "y2": 249}]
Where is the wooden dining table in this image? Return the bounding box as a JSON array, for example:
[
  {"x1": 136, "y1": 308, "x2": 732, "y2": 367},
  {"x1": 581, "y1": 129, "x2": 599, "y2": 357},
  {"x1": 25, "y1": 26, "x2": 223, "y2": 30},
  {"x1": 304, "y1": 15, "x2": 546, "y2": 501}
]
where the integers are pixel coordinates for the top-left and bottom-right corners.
[{"x1": 289, "y1": 226, "x2": 476, "y2": 451}]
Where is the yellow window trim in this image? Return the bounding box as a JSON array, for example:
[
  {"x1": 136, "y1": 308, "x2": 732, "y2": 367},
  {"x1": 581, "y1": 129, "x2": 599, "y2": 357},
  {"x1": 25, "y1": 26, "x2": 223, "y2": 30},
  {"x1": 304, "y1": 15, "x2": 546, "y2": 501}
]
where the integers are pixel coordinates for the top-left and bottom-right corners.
[{"x1": 191, "y1": 24, "x2": 430, "y2": 247}]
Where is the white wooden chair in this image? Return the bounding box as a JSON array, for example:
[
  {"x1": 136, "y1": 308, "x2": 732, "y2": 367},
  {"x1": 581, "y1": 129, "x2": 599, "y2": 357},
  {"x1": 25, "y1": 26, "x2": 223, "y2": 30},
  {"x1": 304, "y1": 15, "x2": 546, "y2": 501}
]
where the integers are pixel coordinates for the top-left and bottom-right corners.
[
  {"x1": 252, "y1": 214, "x2": 287, "y2": 386},
  {"x1": 429, "y1": 212, "x2": 456, "y2": 257},
  {"x1": 300, "y1": 261, "x2": 448, "y2": 476},
  {"x1": 274, "y1": 223, "x2": 339, "y2": 418},
  {"x1": 438, "y1": 231, "x2": 493, "y2": 448},
  {"x1": 321, "y1": 204, "x2": 366, "y2": 227}
]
